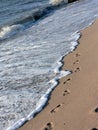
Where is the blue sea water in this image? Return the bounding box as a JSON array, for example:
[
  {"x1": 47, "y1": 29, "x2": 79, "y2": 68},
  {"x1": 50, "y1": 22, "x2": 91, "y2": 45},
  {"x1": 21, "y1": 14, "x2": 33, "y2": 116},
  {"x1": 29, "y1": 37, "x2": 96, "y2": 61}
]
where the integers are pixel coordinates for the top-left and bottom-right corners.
[{"x1": 0, "y1": 0, "x2": 98, "y2": 130}]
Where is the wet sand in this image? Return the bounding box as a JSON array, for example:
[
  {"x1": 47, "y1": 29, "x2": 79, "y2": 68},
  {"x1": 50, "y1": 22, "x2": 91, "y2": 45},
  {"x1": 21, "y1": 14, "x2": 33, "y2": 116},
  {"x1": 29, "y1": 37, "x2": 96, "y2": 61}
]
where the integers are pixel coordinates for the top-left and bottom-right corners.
[{"x1": 18, "y1": 20, "x2": 98, "y2": 130}]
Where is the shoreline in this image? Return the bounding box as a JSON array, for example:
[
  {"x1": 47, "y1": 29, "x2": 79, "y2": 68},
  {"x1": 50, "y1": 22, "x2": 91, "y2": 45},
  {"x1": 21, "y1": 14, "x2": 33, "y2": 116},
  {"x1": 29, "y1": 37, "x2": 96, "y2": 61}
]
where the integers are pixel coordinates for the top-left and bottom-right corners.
[{"x1": 18, "y1": 20, "x2": 98, "y2": 130}]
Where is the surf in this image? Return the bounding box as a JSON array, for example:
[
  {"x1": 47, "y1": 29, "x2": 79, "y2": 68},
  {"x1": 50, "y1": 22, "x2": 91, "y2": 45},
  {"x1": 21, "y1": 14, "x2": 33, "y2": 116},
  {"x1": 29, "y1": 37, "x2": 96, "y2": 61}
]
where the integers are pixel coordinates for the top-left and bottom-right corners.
[
  {"x1": 0, "y1": 24, "x2": 24, "y2": 40},
  {"x1": 50, "y1": 0, "x2": 68, "y2": 5}
]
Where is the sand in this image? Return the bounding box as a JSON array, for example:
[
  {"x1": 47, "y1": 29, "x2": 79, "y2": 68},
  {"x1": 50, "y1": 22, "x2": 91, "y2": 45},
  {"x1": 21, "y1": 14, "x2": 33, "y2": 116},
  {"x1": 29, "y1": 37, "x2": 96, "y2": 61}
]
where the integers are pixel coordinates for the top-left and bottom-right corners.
[{"x1": 18, "y1": 20, "x2": 98, "y2": 130}]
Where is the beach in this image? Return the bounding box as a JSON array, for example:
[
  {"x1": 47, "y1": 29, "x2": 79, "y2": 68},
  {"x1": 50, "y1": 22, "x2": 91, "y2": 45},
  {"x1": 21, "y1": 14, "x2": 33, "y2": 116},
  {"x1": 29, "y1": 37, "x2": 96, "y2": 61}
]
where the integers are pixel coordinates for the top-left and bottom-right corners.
[
  {"x1": 1, "y1": 1, "x2": 98, "y2": 129},
  {"x1": 18, "y1": 19, "x2": 98, "y2": 130}
]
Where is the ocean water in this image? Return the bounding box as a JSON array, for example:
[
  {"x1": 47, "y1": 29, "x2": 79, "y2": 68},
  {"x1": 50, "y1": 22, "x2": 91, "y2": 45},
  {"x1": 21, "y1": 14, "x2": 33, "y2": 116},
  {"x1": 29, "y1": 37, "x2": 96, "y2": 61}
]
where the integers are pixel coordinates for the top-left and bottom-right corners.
[{"x1": 0, "y1": 0, "x2": 98, "y2": 130}]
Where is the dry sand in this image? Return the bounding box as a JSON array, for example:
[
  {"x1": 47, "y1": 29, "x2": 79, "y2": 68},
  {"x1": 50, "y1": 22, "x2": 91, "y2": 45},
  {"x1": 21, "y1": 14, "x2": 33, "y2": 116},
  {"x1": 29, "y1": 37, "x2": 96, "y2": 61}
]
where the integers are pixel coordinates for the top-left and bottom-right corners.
[{"x1": 18, "y1": 20, "x2": 98, "y2": 130}]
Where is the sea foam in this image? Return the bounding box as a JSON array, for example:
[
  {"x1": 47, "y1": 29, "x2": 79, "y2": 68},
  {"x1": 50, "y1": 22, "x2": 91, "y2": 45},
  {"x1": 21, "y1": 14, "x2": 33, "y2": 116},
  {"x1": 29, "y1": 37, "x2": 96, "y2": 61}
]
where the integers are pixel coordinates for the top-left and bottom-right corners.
[
  {"x1": 50, "y1": 0, "x2": 68, "y2": 5},
  {"x1": 0, "y1": 24, "x2": 24, "y2": 40}
]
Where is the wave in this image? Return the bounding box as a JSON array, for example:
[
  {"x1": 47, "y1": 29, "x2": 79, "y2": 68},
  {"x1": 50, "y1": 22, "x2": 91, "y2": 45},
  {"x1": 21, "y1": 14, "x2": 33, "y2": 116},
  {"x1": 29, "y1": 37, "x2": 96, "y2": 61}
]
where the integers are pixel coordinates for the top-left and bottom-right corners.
[
  {"x1": 0, "y1": 0, "x2": 79, "y2": 41},
  {"x1": 0, "y1": 1, "x2": 69, "y2": 41},
  {"x1": 0, "y1": 24, "x2": 25, "y2": 40},
  {"x1": 49, "y1": 0, "x2": 68, "y2": 5},
  {"x1": 0, "y1": 6, "x2": 53, "y2": 40},
  {"x1": 14, "y1": 4, "x2": 61, "y2": 26}
]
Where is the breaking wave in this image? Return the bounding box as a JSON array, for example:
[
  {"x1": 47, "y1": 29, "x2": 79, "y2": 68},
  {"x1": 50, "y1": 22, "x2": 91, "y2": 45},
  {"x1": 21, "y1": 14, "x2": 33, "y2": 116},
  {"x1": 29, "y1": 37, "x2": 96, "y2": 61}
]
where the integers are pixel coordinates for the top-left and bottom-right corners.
[
  {"x1": 49, "y1": 0, "x2": 68, "y2": 5},
  {"x1": 0, "y1": 1, "x2": 69, "y2": 41},
  {"x1": 0, "y1": 24, "x2": 25, "y2": 40}
]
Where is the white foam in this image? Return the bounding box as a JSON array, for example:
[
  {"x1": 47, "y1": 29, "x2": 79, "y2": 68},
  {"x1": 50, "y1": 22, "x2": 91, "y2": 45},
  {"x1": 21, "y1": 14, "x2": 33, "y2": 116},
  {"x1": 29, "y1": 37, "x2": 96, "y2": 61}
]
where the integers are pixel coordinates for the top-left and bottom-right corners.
[
  {"x1": 0, "y1": 24, "x2": 24, "y2": 40},
  {"x1": 49, "y1": 0, "x2": 68, "y2": 5},
  {"x1": 71, "y1": 32, "x2": 80, "y2": 41},
  {"x1": 54, "y1": 57, "x2": 63, "y2": 74},
  {"x1": 7, "y1": 118, "x2": 26, "y2": 130}
]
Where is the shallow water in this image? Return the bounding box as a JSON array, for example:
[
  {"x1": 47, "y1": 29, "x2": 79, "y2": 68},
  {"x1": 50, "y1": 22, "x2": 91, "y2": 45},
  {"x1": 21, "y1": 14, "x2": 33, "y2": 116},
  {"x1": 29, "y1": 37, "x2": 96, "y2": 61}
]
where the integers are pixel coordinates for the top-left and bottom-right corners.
[{"x1": 0, "y1": 0, "x2": 98, "y2": 130}]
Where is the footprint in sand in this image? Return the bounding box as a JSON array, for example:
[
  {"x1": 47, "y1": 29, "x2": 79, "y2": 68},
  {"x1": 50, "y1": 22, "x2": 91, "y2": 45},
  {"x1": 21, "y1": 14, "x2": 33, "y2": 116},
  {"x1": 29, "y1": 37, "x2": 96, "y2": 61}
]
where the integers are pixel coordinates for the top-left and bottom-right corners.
[
  {"x1": 76, "y1": 53, "x2": 80, "y2": 57},
  {"x1": 64, "y1": 78, "x2": 71, "y2": 84},
  {"x1": 74, "y1": 67, "x2": 81, "y2": 72},
  {"x1": 89, "y1": 107, "x2": 98, "y2": 114},
  {"x1": 43, "y1": 122, "x2": 53, "y2": 130},
  {"x1": 73, "y1": 59, "x2": 79, "y2": 65},
  {"x1": 94, "y1": 108, "x2": 98, "y2": 113},
  {"x1": 63, "y1": 89, "x2": 70, "y2": 96},
  {"x1": 92, "y1": 128, "x2": 98, "y2": 130},
  {"x1": 50, "y1": 104, "x2": 62, "y2": 113}
]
